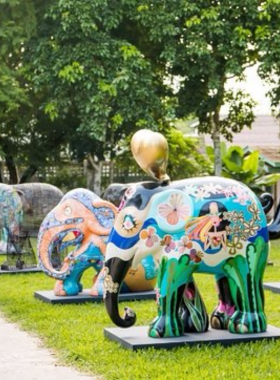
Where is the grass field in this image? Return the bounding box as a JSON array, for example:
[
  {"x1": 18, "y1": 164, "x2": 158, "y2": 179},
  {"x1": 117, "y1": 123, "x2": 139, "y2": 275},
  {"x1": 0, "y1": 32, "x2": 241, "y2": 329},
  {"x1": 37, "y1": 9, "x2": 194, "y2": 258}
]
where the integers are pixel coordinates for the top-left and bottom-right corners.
[{"x1": 0, "y1": 241, "x2": 280, "y2": 379}]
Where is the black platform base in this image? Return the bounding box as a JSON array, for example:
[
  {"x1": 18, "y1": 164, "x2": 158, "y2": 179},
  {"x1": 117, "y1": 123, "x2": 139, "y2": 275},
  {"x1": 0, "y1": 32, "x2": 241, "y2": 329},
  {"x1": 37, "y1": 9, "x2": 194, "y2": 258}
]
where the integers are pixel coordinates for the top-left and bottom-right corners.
[
  {"x1": 34, "y1": 289, "x2": 156, "y2": 304},
  {"x1": 264, "y1": 282, "x2": 280, "y2": 294},
  {"x1": 0, "y1": 267, "x2": 41, "y2": 275},
  {"x1": 104, "y1": 325, "x2": 280, "y2": 351}
]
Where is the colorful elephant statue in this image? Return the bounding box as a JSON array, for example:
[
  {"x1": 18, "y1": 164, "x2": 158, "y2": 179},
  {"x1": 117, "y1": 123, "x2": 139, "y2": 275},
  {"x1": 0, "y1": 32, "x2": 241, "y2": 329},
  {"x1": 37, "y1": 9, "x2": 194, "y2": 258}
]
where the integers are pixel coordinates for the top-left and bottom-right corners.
[
  {"x1": 267, "y1": 196, "x2": 280, "y2": 240},
  {"x1": 103, "y1": 177, "x2": 269, "y2": 337},
  {"x1": 37, "y1": 188, "x2": 158, "y2": 296},
  {"x1": 0, "y1": 183, "x2": 63, "y2": 270}
]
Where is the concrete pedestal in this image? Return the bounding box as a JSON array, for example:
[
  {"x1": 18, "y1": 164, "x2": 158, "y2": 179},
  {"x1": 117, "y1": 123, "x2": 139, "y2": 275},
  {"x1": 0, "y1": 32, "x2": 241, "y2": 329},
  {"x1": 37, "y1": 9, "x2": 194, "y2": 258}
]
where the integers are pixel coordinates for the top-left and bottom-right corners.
[
  {"x1": 104, "y1": 325, "x2": 280, "y2": 351},
  {"x1": 34, "y1": 289, "x2": 156, "y2": 304},
  {"x1": 264, "y1": 282, "x2": 280, "y2": 294},
  {"x1": 0, "y1": 267, "x2": 41, "y2": 275}
]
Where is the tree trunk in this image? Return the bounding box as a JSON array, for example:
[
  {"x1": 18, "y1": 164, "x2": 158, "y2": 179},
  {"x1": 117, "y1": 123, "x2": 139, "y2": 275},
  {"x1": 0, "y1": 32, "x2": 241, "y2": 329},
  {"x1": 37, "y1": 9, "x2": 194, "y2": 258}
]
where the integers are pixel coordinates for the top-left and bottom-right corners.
[
  {"x1": 211, "y1": 110, "x2": 222, "y2": 176},
  {"x1": 0, "y1": 161, "x2": 4, "y2": 183},
  {"x1": 84, "y1": 154, "x2": 103, "y2": 195},
  {"x1": 19, "y1": 164, "x2": 37, "y2": 183},
  {"x1": 5, "y1": 155, "x2": 19, "y2": 184}
]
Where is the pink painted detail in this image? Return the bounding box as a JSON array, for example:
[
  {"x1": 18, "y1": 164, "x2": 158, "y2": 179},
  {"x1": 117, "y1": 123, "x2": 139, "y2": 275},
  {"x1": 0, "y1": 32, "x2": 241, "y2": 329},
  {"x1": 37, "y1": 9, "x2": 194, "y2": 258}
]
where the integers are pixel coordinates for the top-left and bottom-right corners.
[
  {"x1": 118, "y1": 186, "x2": 136, "y2": 211},
  {"x1": 158, "y1": 193, "x2": 190, "y2": 225},
  {"x1": 232, "y1": 186, "x2": 251, "y2": 205},
  {"x1": 216, "y1": 301, "x2": 235, "y2": 316},
  {"x1": 140, "y1": 227, "x2": 159, "y2": 248},
  {"x1": 118, "y1": 198, "x2": 125, "y2": 212},
  {"x1": 156, "y1": 288, "x2": 160, "y2": 302},
  {"x1": 184, "y1": 286, "x2": 195, "y2": 300},
  {"x1": 220, "y1": 186, "x2": 233, "y2": 198},
  {"x1": 161, "y1": 235, "x2": 176, "y2": 253},
  {"x1": 177, "y1": 236, "x2": 193, "y2": 254}
]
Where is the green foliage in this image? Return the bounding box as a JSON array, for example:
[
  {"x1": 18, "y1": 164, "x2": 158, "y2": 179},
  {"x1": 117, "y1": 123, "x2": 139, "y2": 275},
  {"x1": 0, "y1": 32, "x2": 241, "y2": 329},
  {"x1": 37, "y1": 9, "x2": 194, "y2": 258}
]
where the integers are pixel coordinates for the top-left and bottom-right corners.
[
  {"x1": 257, "y1": 1, "x2": 280, "y2": 110},
  {"x1": 25, "y1": 0, "x2": 167, "y2": 162},
  {"x1": 1, "y1": 1, "x2": 280, "y2": 184},
  {"x1": 218, "y1": 90, "x2": 256, "y2": 142},
  {"x1": 165, "y1": 128, "x2": 212, "y2": 180},
  {"x1": 131, "y1": 0, "x2": 262, "y2": 174},
  {"x1": 45, "y1": 166, "x2": 86, "y2": 193},
  {"x1": 0, "y1": 0, "x2": 35, "y2": 119},
  {"x1": 206, "y1": 143, "x2": 280, "y2": 193},
  {"x1": 0, "y1": 241, "x2": 280, "y2": 379},
  {"x1": 114, "y1": 127, "x2": 212, "y2": 181}
]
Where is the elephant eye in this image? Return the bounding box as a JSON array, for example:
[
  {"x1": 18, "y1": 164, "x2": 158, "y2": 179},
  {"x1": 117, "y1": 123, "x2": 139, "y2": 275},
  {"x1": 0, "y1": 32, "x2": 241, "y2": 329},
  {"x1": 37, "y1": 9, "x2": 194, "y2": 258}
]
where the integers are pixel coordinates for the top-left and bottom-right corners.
[
  {"x1": 64, "y1": 206, "x2": 72, "y2": 216},
  {"x1": 122, "y1": 214, "x2": 137, "y2": 232}
]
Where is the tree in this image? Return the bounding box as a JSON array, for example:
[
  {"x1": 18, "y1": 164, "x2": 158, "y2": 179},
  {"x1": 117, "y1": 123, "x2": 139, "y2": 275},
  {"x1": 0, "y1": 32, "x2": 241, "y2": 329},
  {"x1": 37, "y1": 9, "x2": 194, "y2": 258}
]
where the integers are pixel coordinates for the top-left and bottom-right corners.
[
  {"x1": 129, "y1": 0, "x2": 261, "y2": 175},
  {"x1": 115, "y1": 127, "x2": 212, "y2": 182},
  {"x1": 165, "y1": 128, "x2": 212, "y2": 180},
  {"x1": 24, "y1": 0, "x2": 168, "y2": 193},
  {"x1": 256, "y1": 1, "x2": 280, "y2": 113},
  {"x1": 0, "y1": 0, "x2": 36, "y2": 182},
  {"x1": 3, "y1": 1, "x2": 268, "y2": 187}
]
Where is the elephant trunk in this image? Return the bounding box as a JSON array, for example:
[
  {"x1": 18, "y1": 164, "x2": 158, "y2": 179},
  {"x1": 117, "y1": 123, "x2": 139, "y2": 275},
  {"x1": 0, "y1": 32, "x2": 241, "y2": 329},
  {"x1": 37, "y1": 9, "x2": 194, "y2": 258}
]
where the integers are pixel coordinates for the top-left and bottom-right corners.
[
  {"x1": 37, "y1": 220, "x2": 76, "y2": 280},
  {"x1": 104, "y1": 257, "x2": 136, "y2": 328}
]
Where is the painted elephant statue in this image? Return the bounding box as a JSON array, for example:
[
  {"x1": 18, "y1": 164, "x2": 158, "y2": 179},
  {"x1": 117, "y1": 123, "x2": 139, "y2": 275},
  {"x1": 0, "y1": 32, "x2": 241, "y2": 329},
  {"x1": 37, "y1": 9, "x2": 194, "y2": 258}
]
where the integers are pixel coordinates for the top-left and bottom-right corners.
[
  {"x1": 102, "y1": 183, "x2": 130, "y2": 207},
  {"x1": 0, "y1": 183, "x2": 63, "y2": 270},
  {"x1": 37, "y1": 188, "x2": 158, "y2": 296},
  {"x1": 103, "y1": 176, "x2": 269, "y2": 337},
  {"x1": 267, "y1": 196, "x2": 280, "y2": 240}
]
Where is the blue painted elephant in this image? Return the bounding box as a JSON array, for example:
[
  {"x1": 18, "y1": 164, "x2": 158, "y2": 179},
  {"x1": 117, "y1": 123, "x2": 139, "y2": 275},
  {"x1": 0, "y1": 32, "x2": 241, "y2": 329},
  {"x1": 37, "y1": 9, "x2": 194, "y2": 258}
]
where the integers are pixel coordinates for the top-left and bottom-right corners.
[
  {"x1": 103, "y1": 177, "x2": 269, "y2": 337},
  {"x1": 37, "y1": 188, "x2": 158, "y2": 296}
]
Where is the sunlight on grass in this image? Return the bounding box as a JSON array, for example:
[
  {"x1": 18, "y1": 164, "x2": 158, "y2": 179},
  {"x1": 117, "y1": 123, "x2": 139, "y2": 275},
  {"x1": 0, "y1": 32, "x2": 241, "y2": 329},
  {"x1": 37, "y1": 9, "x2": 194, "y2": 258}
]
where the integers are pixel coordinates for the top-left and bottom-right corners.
[{"x1": 0, "y1": 241, "x2": 280, "y2": 379}]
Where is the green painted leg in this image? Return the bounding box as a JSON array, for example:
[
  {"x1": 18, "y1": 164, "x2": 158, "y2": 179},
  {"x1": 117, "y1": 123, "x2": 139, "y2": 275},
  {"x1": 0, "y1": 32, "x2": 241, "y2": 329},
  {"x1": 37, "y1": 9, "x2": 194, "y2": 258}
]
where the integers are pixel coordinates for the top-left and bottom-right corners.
[
  {"x1": 223, "y1": 237, "x2": 268, "y2": 334},
  {"x1": 148, "y1": 255, "x2": 196, "y2": 338}
]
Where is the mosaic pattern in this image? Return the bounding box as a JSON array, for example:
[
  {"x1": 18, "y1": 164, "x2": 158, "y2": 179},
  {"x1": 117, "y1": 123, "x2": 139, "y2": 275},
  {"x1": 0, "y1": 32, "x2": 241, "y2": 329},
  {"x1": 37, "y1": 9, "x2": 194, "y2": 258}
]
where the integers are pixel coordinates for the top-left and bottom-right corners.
[
  {"x1": 0, "y1": 183, "x2": 63, "y2": 270},
  {"x1": 37, "y1": 188, "x2": 158, "y2": 296}
]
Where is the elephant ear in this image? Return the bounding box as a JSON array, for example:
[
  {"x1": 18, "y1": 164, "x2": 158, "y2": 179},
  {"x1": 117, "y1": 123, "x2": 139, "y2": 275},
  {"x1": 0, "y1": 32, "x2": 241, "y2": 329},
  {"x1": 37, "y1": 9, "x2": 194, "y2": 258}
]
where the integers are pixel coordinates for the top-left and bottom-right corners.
[
  {"x1": 14, "y1": 189, "x2": 32, "y2": 214},
  {"x1": 92, "y1": 199, "x2": 118, "y2": 230},
  {"x1": 153, "y1": 189, "x2": 193, "y2": 233}
]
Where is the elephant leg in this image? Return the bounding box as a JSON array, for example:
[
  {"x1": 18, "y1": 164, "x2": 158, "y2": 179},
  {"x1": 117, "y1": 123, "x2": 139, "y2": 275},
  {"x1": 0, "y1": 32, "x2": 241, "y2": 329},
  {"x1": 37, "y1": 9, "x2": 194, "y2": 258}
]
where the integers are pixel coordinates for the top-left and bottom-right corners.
[
  {"x1": 148, "y1": 255, "x2": 197, "y2": 338},
  {"x1": 179, "y1": 277, "x2": 209, "y2": 333},
  {"x1": 223, "y1": 240, "x2": 268, "y2": 334},
  {"x1": 54, "y1": 280, "x2": 67, "y2": 296},
  {"x1": 210, "y1": 275, "x2": 235, "y2": 330},
  {"x1": 54, "y1": 261, "x2": 91, "y2": 296}
]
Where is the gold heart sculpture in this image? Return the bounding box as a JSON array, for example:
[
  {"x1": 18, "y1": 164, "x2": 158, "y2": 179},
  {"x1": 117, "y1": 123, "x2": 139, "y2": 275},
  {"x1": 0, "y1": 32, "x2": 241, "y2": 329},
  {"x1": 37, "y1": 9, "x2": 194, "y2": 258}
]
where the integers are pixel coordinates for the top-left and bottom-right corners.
[{"x1": 131, "y1": 129, "x2": 170, "y2": 182}]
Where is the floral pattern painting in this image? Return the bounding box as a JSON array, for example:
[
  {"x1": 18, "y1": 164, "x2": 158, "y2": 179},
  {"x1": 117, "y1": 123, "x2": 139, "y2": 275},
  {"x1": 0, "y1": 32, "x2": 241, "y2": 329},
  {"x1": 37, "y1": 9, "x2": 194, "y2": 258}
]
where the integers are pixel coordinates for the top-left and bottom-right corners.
[
  {"x1": 158, "y1": 193, "x2": 190, "y2": 225},
  {"x1": 105, "y1": 176, "x2": 269, "y2": 338}
]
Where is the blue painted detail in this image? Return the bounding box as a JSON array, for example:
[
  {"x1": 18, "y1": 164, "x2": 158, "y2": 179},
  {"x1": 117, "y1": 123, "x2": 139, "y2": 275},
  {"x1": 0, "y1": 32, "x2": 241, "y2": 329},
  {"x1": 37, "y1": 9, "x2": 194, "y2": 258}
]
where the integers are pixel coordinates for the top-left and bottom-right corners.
[
  {"x1": 141, "y1": 255, "x2": 158, "y2": 280},
  {"x1": 41, "y1": 214, "x2": 84, "y2": 231},
  {"x1": 109, "y1": 218, "x2": 157, "y2": 249},
  {"x1": 61, "y1": 189, "x2": 115, "y2": 229},
  {"x1": 79, "y1": 243, "x2": 103, "y2": 261},
  {"x1": 249, "y1": 227, "x2": 269, "y2": 243},
  {"x1": 63, "y1": 262, "x2": 94, "y2": 295},
  {"x1": 92, "y1": 206, "x2": 115, "y2": 229}
]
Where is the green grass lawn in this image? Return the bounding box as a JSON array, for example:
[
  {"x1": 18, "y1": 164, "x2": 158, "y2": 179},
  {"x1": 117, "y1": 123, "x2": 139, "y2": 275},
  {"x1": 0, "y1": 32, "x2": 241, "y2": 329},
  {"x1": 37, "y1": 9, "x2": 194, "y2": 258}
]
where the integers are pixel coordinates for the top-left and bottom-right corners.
[{"x1": 0, "y1": 241, "x2": 280, "y2": 379}]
